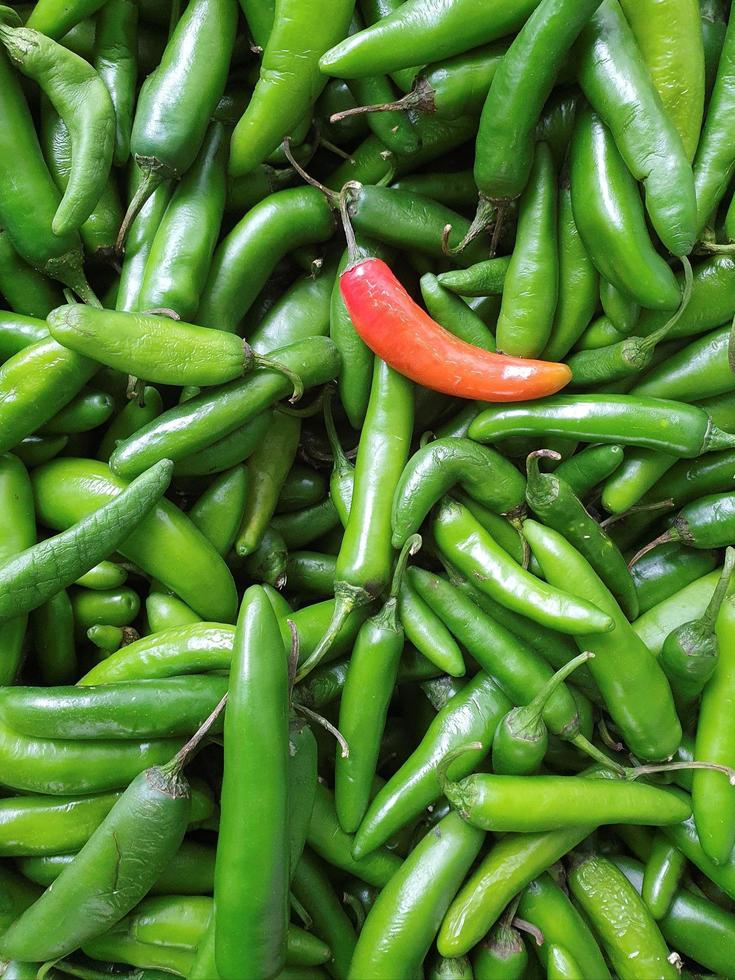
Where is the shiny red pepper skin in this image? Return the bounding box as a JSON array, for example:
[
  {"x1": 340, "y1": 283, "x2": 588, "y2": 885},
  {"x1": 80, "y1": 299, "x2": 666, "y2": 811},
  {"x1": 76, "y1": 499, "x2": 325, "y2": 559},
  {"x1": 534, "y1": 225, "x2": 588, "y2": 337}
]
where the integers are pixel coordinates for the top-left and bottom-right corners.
[{"x1": 339, "y1": 258, "x2": 572, "y2": 401}]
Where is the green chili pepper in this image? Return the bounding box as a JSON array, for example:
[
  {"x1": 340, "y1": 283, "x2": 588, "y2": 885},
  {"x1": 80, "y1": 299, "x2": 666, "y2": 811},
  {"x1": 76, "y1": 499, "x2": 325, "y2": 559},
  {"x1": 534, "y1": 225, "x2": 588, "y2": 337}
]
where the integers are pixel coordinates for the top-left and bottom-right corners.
[
  {"x1": 229, "y1": 0, "x2": 353, "y2": 176},
  {"x1": 428, "y1": 954, "x2": 474, "y2": 980},
  {"x1": 398, "y1": 578, "x2": 466, "y2": 677},
  {"x1": 71, "y1": 583, "x2": 140, "y2": 634},
  {"x1": 642, "y1": 831, "x2": 687, "y2": 920},
  {"x1": 409, "y1": 566, "x2": 586, "y2": 738},
  {"x1": 439, "y1": 824, "x2": 596, "y2": 957},
  {"x1": 94, "y1": 0, "x2": 137, "y2": 166},
  {"x1": 471, "y1": 0, "x2": 599, "y2": 233},
  {"x1": 0, "y1": 231, "x2": 62, "y2": 319},
  {"x1": 391, "y1": 438, "x2": 524, "y2": 549},
  {"x1": 518, "y1": 873, "x2": 611, "y2": 977},
  {"x1": 525, "y1": 449, "x2": 638, "y2": 618},
  {"x1": 292, "y1": 849, "x2": 357, "y2": 980},
  {"x1": 235, "y1": 412, "x2": 301, "y2": 557},
  {"x1": 348, "y1": 813, "x2": 483, "y2": 979},
  {"x1": 393, "y1": 171, "x2": 477, "y2": 212},
  {"x1": 335, "y1": 535, "x2": 421, "y2": 833},
  {"x1": 116, "y1": 168, "x2": 173, "y2": 314},
  {"x1": 437, "y1": 256, "x2": 510, "y2": 298},
  {"x1": 296, "y1": 359, "x2": 413, "y2": 681},
  {"x1": 277, "y1": 466, "x2": 328, "y2": 515},
  {"x1": 694, "y1": 11, "x2": 735, "y2": 232},
  {"x1": 0, "y1": 39, "x2": 93, "y2": 298},
  {"x1": 40, "y1": 101, "x2": 121, "y2": 262},
  {"x1": 108, "y1": 337, "x2": 339, "y2": 477},
  {"x1": 120, "y1": 0, "x2": 237, "y2": 242},
  {"x1": 198, "y1": 188, "x2": 335, "y2": 332},
  {"x1": 569, "y1": 853, "x2": 679, "y2": 980},
  {"x1": 554, "y1": 444, "x2": 624, "y2": 498},
  {"x1": 26, "y1": 0, "x2": 108, "y2": 38},
  {"x1": 570, "y1": 107, "x2": 682, "y2": 310},
  {"x1": 271, "y1": 499, "x2": 340, "y2": 551},
  {"x1": 634, "y1": 569, "x2": 723, "y2": 656},
  {"x1": 171, "y1": 410, "x2": 272, "y2": 478},
  {"x1": 524, "y1": 519, "x2": 682, "y2": 759},
  {"x1": 249, "y1": 260, "x2": 337, "y2": 356},
  {"x1": 433, "y1": 500, "x2": 613, "y2": 636},
  {"x1": 32, "y1": 458, "x2": 237, "y2": 622},
  {"x1": 419, "y1": 274, "x2": 497, "y2": 353},
  {"x1": 40, "y1": 388, "x2": 114, "y2": 435},
  {"x1": 136, "y1": 121, "x2": 228, "y2": 321},
  {"x1": 146, "y1": 589, "x2": 201, "y2": 633},
  {"x1": 352, "y1": 673, "x2": 511, "y2": 860},
  {"x1": 469, "y1": 394, "x2": 735, "y2": 456},
  {"x1": 30, "y1": 589, "x2": 76, "y2": 685},
  {"x1": 471, "y1": 917, "x2": 527, "y2": 980},
  {"x1": 491, "y1": 653, "x2": 594, "y2": 775},
  {"x1": 691, "y1": 590, "x2": 735, "y2": 864},
  {"x1": 633, "y1": 542, "x2": 721, "y2": 616},
  {"x1": 660, "y1": 548, "x2": 735, "y2": 706},
  {"x1": 443, "y1": 767, "x2": 690, "y2": 833},
  {"x1": 0, "y1": 18, "x2": 114, "y2": 239},
  {"x1": 600, "y1": 278, "x2": 640, "y2": 335},
  {"x1": 188, "y1": 465, "x2": 248, "y2": 557},
  {"x1": 576, "y1": 0, "x2": 697, "y2": 257},
  {"x1": 616, "y1": 853, "x2": 735, "y2": 977},
  {"x1": 634, "y1": 325, "x2": 733, "y2": 403},
  {"x1": 0, "y1": 454, "x2": 35, "y2": 684},
  {"x1": 214, "y1": 586, "x2": 289, "y2": 979}
]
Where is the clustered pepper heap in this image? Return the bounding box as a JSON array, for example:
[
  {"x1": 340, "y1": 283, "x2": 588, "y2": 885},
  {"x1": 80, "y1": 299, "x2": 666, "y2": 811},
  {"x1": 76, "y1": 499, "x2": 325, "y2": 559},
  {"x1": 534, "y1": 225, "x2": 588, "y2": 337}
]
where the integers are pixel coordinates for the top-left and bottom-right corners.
[{"x1": 2, "y1": 0, "x2": 735, "y2": 978}]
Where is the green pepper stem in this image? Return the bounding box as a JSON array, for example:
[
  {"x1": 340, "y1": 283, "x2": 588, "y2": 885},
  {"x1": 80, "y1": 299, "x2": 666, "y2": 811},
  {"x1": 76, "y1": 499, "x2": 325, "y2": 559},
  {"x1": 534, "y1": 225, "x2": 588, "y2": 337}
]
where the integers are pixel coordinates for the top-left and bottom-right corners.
[
  {"x1": 167, "y1": 691, "x2": 228, "y2": 773},
  {"x1": 639, "y1": 256, "x2": 694, "y2": 352},
  {"x1": 625, "y1": 759, "x2": 735, "y2": 785},
  {"x1": 600, "y1": 498, "x2": 674, "y2": 529},
  {"x1": 290, "y1": 892, "x2": 312, "y2": 929},
  {"x1": 389, "y1": 534, "x2": 422, "y2": 603},
  {"x1": 700, "y1": 241, "x2": 735, "y2": 253},
  {"x1": 511, "y1": 917, "x2": 544, "y2": 947},
  {"x1": 435, "y1": 741, "x2": 483, "y2": 795},
  {"x1": 571, "y1": 733, "x2": 626, "y2": 774},
  {"x1": 282, "y1": 137, "x2": 340, "y2": 208},
  {"x1": 294, "y1": 702, "x2": 349, "y2": 759},
  {"x1": 442, "y1": 194, "x2": 497, "y2": 257},
  {"x1": 243, "y1": 342, "x2": 304, "y2": 403},
  {"x1": 294, "y1": 593, "x2": 355, "y2": 683},
  {"x1": 628, "y1": 527, "x2": 679, "y2": 568},
  {"x1": 116, "y1": 163, "x2": 166, "y2": 254},
  {"x1": 514, "y1": 652, "x2": 595, "y2": 732},
  {"x1": 329, "y1": 78, "x2": 433, "y2": 121},
  {"x1": 338, "y1": 181, "x2": 363, "y2": 266},
  {"x1": 324, "y1": 386, "x2": 350, "y2": 471},
  {"x1": 700, "y1": 546, "x2": 735, "y2": 632}
]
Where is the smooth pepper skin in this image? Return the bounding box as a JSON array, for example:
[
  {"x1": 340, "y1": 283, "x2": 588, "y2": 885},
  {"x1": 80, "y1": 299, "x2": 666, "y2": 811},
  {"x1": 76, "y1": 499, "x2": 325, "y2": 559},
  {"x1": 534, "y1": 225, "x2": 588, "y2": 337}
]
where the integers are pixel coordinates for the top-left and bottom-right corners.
[
  {"x1": 473, "y1": 0, "x2": 602, "y2": 202},
  {"x1": 340, "y1": 258, "x2": 572, "y2": 401},
  {"x1": 0, "y1": 454, "x2": 35, "y2": 685},
  {"x1": 570, "y1": 107, "x2": 681, "y2": 311},
  {"x1": 214, "y1": 587, "x2": 289, "y2": 980},
  {"x1": 495, "y1": 142, "x2": 559, "y2": 357},
  {"x1": 230, "y1": 0, "x2": 355, "y2": 176},
  {"x1": 576, "y1": 0, "x2": 697, "y2": 257}
]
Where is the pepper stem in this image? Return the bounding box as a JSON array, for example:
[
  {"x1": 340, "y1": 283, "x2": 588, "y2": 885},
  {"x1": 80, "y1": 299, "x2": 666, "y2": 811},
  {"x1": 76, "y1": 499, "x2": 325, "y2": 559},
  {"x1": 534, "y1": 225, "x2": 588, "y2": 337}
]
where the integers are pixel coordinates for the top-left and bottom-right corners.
[
  {"x1": 329, "y1": 77, "x2": 434, "y2": 122},
  {"x1": 600, "y1": 498, "x2": 674, "y2": 529},
  {"x1": 294, "y1": 592, "x2": 355, "y2": 683},
  {"x1": 116, "y1": 162, "x2": 166, "y2": 254},
  {"x1": 442, "y1": 195, "x2": 498, "y2": 256},
  {"x1": 625, "y1": 759, "x2": 735, "y2": 785},
  {"x1": 435, "y1": 741, "x2": 483, "y2": 795},
  {"x1": 324, "y1": 385, "x2": 350, "y2": 471},
  {"x1": 700, "y1": 546, "x2": 735, "y2": 631},
  {"x1": 516, "y1": 653, "x2": 595, "y2": 732},
  {"x1": 389, "y1": 534, "x2": 422, "y2": 603},
  {"x1": 639, "y1": 255, "x2": 694, "y2": 352},
  {"x1": 243, "y1": 341, "x2": 304, "y2": 403},
  {"x1": 294, "y1": 702, "x2": 349, "y2": 758},
  {"x1": 571, "y1": 732, "x2": 626, "y2": 774},
  {"x1": 338, "y1": 181, "x2": 362, "y2": 266},
  {"x1": 628, "y1": 528, "x2": 678, "y2": 568},
  {"x1": 282, "y1": 137, "x2": 339, "y2": 207},
  {"x1": 166, "y1": 691, "x2": 228, "y2": 773},
  {"x1": 512, "y1": 917, "x2": 544, "y2": 947},
  {"x1": 526, "y1": 448, "x2": 562, "y2": 484}
]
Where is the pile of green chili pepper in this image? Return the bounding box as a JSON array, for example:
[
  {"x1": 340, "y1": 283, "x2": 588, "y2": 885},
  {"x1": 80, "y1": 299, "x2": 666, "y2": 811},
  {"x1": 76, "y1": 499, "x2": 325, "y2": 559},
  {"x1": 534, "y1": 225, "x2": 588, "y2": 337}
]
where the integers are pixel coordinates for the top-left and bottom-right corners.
[{"x1": 4, "y1": 0, "x2": 735, "y2": 977}]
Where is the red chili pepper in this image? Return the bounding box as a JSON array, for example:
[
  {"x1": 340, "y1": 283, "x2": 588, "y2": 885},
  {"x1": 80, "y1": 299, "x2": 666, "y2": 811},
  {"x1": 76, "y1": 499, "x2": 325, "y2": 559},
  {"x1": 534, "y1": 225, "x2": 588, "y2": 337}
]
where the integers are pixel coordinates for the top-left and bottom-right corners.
[{"x1": 340, "y1": 258, "x2": 571, "y2": 401}]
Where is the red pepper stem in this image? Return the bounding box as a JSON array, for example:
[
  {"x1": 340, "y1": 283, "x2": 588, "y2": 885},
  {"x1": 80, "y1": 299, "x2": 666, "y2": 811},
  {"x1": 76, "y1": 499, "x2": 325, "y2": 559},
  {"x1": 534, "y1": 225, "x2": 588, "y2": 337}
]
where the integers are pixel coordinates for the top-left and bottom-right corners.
[
  {"x1": 700, "y1": 546, "x2": 735, "y2": 632},
  {"x1": 640, "y1": 255, "x2": 694, "y2": 352}
]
